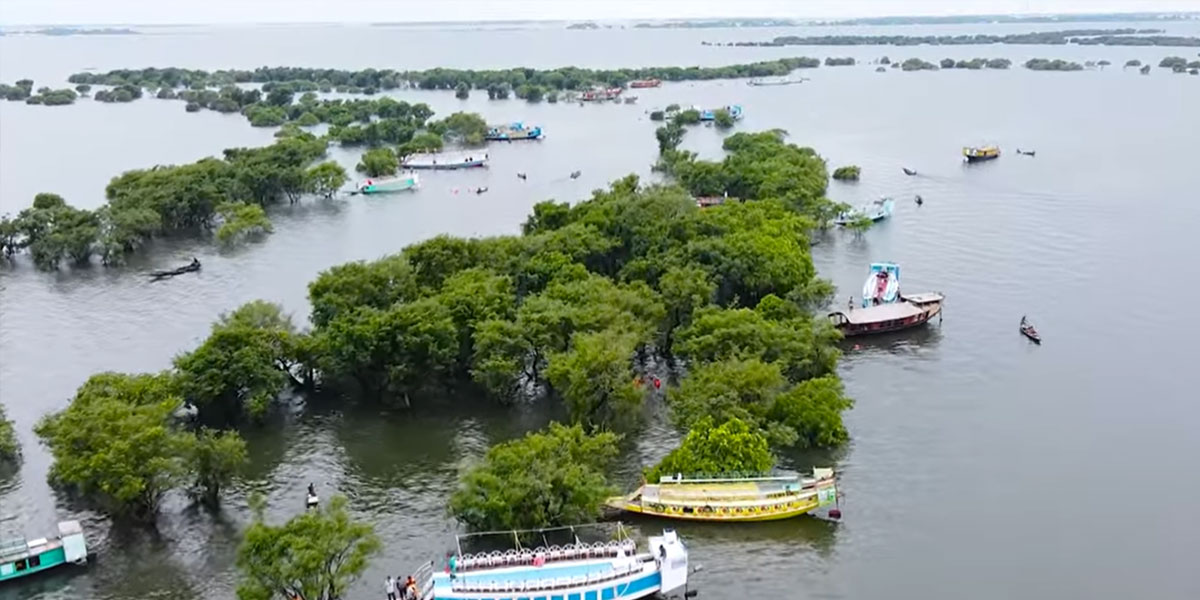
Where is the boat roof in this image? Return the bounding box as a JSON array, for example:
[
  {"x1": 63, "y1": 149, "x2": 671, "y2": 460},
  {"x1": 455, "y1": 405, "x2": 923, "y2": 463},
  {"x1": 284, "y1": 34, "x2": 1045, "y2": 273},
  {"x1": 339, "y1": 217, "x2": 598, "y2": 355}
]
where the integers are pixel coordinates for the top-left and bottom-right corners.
[
  {"x1": 831, "y1": 302, "x2": 924, "y2": 324},
  {"x1": 903, "y1": 292, "x2": 944, "y2": 304}
]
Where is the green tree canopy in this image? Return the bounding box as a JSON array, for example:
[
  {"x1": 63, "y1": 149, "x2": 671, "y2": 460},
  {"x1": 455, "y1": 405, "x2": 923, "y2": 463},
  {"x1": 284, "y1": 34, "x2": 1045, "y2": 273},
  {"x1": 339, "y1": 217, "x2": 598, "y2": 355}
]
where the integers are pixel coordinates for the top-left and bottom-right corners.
[
  {"x1": 832, "y1": 165, "x2": 861, "y2": 180},
  {"x1": 355, "y1": 147, "x2": 398, "y2": 177},
  {"x1": 188, "y1": 427, "x2": 248, "y2": 505},
  {"x1": 236, "y1": 495, "x2": 381, "y2": 600},
  {"x1": 304, "y1": 161, "x2": 348, "y2": 199},
  {"x1": 174, "y1": 301, "x2": 303, "y2": 425},
  {"x1": 215, "y1": 201, "x2": 273, "y2": 244},
  {"x1": 449, "y1": 423, "x2": 620, "y2": 531},
  {"x1": 644, "y1": 417, "x2": 774, "y2": 482},
  {"x1": 0, "y1": 405, "x2": 18, "y2": 462},
  {"x1": 34, "y1": 372, "x2": 193, "y2": 519},
  {"x1": 545, "y1": 329, "x2": 642, "y2": 428}
]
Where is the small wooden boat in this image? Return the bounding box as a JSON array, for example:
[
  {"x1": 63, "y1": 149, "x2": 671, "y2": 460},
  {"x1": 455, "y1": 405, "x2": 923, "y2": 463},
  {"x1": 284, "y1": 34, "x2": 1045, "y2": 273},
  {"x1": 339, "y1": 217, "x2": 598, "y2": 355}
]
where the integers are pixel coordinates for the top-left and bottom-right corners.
[
  {"x1": 829, "y1": 292, "x2": 944, "y2": 337},
  {"x1": 963, "y1": 145, "x2": 1001, "y2": 162},
  {"x1": 402, "y1": 151, "x2": 488, "y2": 170},
  {"x1": 902, "y1": 167, "x2": 918, "y2": 176},
  {"x1": 1020, "y1": 316, "x2": 1041, "y2": 344},
  {"x1": 0, "y1": 520, "x2": 88, "y2": 582},
  {"x1": 569, "y1": 170, "x2": 582, "y2": 179},
  {"x1": 1017, "y1": 149, "x2": 1036, "y2": 157},
  {"x1": 358, "y1": 174, "x2": 419, "y2": 194},
  {"x1": 411, "y1": 525, "x2": 690, "y2": 600},
  {"x1": 474, "y1": 187, "x2": 488, "y2": 194},
  {"x1": 149, "y1": 258, "x2": 200, "y2": 279},
  {"x1": 485, "y1": 122, "x2": 542, "y2": 141},
  {"x1": 607, "y1": 470, "x2": 838, "y2": 522}
]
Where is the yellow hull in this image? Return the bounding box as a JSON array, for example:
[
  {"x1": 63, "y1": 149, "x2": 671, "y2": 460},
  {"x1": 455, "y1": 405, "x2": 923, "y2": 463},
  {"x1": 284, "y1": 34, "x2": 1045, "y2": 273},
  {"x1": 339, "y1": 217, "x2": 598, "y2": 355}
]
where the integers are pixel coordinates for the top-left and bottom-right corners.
[{"x1": 605, "y1": 497, "x2": 822, "y2": 522}]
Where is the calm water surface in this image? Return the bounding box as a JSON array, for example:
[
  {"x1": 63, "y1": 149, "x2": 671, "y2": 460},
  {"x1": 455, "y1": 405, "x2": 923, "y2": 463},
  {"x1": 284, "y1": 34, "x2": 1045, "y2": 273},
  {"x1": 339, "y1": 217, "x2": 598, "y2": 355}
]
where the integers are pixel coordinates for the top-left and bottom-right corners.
[{"x1": 2, "y1": 23, "x2": 1199, "y2": 600}]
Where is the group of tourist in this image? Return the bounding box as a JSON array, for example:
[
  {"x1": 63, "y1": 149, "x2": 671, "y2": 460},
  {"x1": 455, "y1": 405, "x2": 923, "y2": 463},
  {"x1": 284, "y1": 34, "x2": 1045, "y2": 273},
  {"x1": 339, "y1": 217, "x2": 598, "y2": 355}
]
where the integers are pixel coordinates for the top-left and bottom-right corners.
[{"x1": 385, "y1": 575, "x2": 418, "y2": 600}]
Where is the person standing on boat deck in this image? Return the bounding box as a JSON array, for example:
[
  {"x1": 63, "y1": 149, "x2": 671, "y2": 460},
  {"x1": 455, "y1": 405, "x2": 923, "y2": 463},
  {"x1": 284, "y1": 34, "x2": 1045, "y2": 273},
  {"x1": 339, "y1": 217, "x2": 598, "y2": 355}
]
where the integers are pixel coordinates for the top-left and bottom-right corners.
[
  {"x1": 386, "y1": 575, "x2": 396, "y2": 600},
  {"x1": 848, "y1": 296, "x2": 854, "y2": 311}
]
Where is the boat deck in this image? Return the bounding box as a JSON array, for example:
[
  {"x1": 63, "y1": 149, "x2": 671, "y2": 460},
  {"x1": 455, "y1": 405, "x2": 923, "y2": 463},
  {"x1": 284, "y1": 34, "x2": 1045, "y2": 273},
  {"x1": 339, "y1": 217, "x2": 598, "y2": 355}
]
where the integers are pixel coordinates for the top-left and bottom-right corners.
[
  {"x1": 432, "y1": 555, "x2": 651, "y2": 595},
  {"x1": 833, "y1": 302, "x2": 924, "y2": 325}
]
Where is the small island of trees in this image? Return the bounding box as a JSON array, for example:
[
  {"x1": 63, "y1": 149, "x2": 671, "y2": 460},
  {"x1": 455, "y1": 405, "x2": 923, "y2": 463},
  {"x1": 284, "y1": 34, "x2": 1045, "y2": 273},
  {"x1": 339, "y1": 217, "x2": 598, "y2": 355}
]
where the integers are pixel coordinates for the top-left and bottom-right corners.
[
  {"x1": 0, "y1": 134, "x2": 346, "y2": 269},
  {"x1": 718, "y1": 28, "x2": 1199, "y2": 48},
  {"x1": 832, "y1": 165, "x2": 861, "y2": 181},
  {"x1": 824, "y1": 57, "x2": 856, "y2": 67},
  {"x1": 1025, "y1": 58, "x2": 1085, "y2": 71}
]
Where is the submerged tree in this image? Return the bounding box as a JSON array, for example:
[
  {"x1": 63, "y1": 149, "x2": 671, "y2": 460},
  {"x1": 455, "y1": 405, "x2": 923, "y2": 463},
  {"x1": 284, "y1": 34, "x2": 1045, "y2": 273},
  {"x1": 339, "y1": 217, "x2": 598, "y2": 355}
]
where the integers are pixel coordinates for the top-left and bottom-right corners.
[
  {"x1": 188, "y1": 428, "x2": 248, "y2": 506},
  {"x1": 355, "y1": 147, "x2": 398, "y2": 177},
  {"x1": 236, "y1": 495, "x2": 381, "y2": 600},
  {"x1": 0, "y1": 405, "x2": 18, "y2": 462},
  {"x1": 831, "y1": 165, "x2": 861, "y2": 181},
  {"x1": 215, "y1": 201, "x2": 273, "y2": 244},
  {"x1": 644, "y1": 416, "x2": 774, "y2": 482},
  {"x1": 34, "y1": 372, "x2": 193, "y2": 519},
  {"x1": 449, "y1": 423, "x2": 620, "y2": 532},
  {"x1": 304, "y1": 161, "x2": 348, "y2": 199}
]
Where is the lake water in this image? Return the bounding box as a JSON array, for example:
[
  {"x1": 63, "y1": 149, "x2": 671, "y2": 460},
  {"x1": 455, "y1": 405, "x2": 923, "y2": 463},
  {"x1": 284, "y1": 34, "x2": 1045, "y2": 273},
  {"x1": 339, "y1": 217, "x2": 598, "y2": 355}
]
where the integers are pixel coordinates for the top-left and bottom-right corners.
[{"x1": 2, "y1": 21, "x2": 1200, "y2": 600}]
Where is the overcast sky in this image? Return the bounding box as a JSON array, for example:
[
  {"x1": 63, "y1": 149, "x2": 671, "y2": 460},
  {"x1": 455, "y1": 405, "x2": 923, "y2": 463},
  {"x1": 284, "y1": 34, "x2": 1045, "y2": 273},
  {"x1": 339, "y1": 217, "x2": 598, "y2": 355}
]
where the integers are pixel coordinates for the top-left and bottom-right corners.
[{"x1": 2, "y1": 0, "x2": 1198, "y2": 26}]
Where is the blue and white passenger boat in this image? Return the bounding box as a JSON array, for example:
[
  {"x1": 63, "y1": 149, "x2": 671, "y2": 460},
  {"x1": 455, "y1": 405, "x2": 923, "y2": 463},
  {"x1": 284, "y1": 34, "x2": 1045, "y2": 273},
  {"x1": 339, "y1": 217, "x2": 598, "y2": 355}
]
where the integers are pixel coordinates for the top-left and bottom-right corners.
[
  {"x1": 401, "y1": 151, "x2": 489, "y2": 170},
  {"x1": 406, "y1": 525, "x2": 690, "y2": 600}
]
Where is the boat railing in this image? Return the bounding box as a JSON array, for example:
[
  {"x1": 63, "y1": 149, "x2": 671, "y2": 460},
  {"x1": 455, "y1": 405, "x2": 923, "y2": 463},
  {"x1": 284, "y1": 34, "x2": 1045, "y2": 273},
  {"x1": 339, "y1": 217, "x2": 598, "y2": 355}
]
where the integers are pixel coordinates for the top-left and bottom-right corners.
[
  {"x1": 455, "y1": 539, "x2": 636, "y2": 572},
  {"x1": 450, "y1": 556, "x2": 644, "y2": 593}
]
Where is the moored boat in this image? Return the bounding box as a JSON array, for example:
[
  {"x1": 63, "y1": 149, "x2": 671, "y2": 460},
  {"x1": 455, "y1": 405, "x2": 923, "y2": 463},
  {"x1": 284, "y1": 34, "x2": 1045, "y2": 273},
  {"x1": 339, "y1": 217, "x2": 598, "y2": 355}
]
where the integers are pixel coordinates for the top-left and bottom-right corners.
[
  {"x1": 963, "y1": 145, "x2": 1001, "y2": 162},
  {"x1": 0, "y1": 520, "x2": 88, "y2": 582},
  {"x1": 629, "y1": 78, "x2": 662, "y2": 88},
  {"x1": 833, "y1": 197, "x2": 895, "y2": 226},
  {"x1": 828, "y1": 292, "x2": 944, "y2": 337},
  {"x1": 580, "y1": 87, "x2": 623, "y2": 102},
  {"x1": 357, "y1": 174, "x2": 419, "y2": 194},
  {"x1": 485, "y1": 122, "x2": 542, "y2": 141},
  {"x1": 748, "y1": 76, "x2": 807, "y2": 86},
  {"x1": 407, "y1": 525, "x2": 690, "y2": 600},
  {"x1": 861, "y1": 262, "x2": 901, "y2": 307},
  {"x1": 401, "y1": 151, "x2": 489, "y2": 170},
  {"x1": 902, "y1": 167, "x2": 917, "y2": 176},
  {"x1": 697, "y1": 104, "x2": 743, "y2": 121},
  {"x1": 1020, "y1": 315, "x2": 1042, "y2": 344},
  {"x1": 606, "y1": 470, "x2": 838, "y2": 522}
]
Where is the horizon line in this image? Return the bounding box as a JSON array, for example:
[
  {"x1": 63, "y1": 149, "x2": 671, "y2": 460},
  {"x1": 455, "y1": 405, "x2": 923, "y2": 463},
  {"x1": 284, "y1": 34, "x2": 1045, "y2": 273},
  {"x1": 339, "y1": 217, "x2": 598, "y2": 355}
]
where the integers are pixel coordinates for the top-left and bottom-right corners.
[{"x1": 4, "y1": 10, "x2": 1200, "y2": 29}]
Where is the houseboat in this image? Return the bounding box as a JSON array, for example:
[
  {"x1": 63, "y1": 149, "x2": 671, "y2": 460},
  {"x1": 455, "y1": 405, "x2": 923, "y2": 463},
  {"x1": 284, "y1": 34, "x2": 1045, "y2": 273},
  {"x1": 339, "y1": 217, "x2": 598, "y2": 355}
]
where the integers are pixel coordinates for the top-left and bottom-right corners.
[
  {"x1": 485, "y1": 122, "x2": 543, "y2": 141},
  {"x1": 357, "y1": 174, "x2": 419, "y2": 194},
  {"x1": 407, "y1": 525, "x2": 690, "y2": 600},
  {"x1": 963, "y1": 145, "x2": 1000, "y2": 162},
  {"x1": 833, "y1": 197, "x2": 895, "y2": 226},
  {"x1": 580, "y1": 87, "x2": 623, "y2": 102},
  {"x1": 629, "y1": 78, "x2": 662, "y2": 88},
  {"x1": 0, "y1": 520, "x2": 88, "y2": 582},
  {"x1": 747, "y1": 76, "x2": 807, "y2": 86},
  {"x1": 862, "y1": 262, "x2": 901, "y2": 307},
  {"x1": 828, "y1": 292, "x2": 944, "y2": 337},
  {"x1": 606, "y1": 470, "x2": 838, "y2": 522},
  {"x1": 401, "y1": 151, "x2": 488, "y2": 170}
]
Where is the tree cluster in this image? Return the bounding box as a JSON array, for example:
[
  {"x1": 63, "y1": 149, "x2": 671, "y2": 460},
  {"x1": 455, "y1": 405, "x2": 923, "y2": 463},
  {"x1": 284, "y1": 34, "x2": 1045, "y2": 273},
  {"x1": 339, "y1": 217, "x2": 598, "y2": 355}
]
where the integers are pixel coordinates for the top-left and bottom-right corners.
[
  {"x1": 901, "y1": 58, "x2": 939, "y2": 71},
  {"x1": 0, "y1": 405, "x2": 17, "y2": 462},
  {"x1": 34, "y1": 372, "x2": 248, "y2": 519},
  {"x1": 236, "y1": 495, "x2": 380, "y2": 600},
  {"x1": 0, "y1": 135, "x2": 342, "y2": 269},
  {"x1": 832, "y1": 165, "x2": 861, "y2": 181},
  {"x1": 1024, "y1": 58, "x2": 1085, "y2": 71},
  {"x1": 448, "y1": 423, "x2": 620, "y2": 532},
  {"x1": 939, "y1": 57, "x2": 1013, "y2": 69},
  {"x1": 24, "y1": 86, "x2": 78, "y2": 105},
  {"x1": 644, "y1": 416, "x2": 774, "y2": 482},
  {"x1": 731, "y1": 28, "x2": 1190, "y2": 47},
  {"x1": 67, "y1": 58, "x2": 830, "y2": 99},
  {"x1": 0, "y1": 79, "x2": 34, "y2": 101},
  {"x1": 824, "y1": 57, "x2": 856, "y2": 67}
]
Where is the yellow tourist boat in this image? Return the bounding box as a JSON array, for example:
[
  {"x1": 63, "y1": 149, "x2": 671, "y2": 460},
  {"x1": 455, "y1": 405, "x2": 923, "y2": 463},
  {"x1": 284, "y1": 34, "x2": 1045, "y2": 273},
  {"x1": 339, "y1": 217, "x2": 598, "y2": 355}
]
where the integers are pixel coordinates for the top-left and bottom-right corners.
[
  {"x1": 605, "y1": 470, "x2": 838, "y2": 522},
  {"x1": 963, "y1": 145, "x2": 1001, "y2": 162}
]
